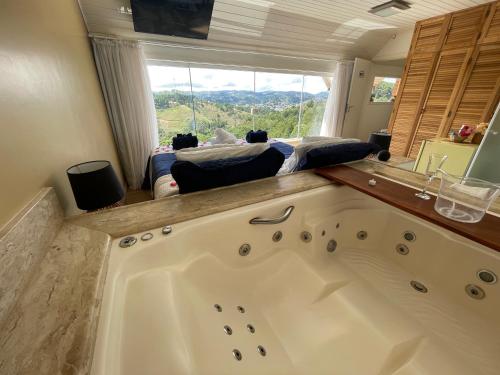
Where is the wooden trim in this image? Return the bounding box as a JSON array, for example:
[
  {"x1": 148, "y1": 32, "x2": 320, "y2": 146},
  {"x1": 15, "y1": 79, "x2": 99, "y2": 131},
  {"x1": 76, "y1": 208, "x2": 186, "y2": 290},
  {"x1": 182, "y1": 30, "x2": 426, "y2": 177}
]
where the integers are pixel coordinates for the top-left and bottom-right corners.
[{"x1": 315, "y1": 165, "x2": 500, "y2": 252}]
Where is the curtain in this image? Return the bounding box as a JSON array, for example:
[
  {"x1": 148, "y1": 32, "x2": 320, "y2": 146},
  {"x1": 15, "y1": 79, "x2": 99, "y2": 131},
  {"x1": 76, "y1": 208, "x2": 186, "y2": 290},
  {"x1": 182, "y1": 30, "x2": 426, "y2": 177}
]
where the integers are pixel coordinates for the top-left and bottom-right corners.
[
  {"x1": 92, "y1": 38, "x2": 158, "y2": 189},
  {"x1": 320, "y1": 61, "x2": 354, "y2": 137}
]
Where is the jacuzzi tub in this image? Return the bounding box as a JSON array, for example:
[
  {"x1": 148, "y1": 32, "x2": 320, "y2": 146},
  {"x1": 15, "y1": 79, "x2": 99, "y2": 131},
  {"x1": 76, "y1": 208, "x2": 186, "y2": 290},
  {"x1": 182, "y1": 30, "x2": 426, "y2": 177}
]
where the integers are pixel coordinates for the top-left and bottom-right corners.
[{"x1": 91, "y1": 185, "x2": 500, "y2": 375}]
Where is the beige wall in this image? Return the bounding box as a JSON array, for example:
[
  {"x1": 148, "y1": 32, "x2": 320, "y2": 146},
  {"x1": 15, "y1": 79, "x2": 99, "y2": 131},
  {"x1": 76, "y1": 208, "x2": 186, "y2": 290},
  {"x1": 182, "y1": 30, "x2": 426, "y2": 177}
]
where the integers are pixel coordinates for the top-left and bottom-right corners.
[{"x1": 0, "y1": 0, "x2": 123, "y2": 228}]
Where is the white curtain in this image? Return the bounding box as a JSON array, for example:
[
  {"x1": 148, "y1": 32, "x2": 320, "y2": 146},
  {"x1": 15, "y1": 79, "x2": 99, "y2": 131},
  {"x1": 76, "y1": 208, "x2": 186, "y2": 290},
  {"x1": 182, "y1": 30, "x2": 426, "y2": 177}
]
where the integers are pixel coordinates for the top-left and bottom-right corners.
[
  {"x1": 92, "y1": 38, "x2": 158, "y2": 190},
  {"x1": 320, "y1": 61, "x2": 354, "y2": 137}
]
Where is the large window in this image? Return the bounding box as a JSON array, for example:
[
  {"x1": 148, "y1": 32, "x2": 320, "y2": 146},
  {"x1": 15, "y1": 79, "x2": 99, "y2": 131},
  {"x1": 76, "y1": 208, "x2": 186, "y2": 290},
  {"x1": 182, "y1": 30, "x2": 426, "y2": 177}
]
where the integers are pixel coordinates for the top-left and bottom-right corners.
[{"x1": 148, "y1": 65, "x2": 331, "y2": 145}]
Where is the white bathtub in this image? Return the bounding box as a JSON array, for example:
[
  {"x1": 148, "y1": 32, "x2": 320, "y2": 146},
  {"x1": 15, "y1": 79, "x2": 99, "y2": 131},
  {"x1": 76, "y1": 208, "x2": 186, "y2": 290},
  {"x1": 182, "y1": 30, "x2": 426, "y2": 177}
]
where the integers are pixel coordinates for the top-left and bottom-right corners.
[{"x1": 92, "y1": 185, "x2": 500, "y2": 375}]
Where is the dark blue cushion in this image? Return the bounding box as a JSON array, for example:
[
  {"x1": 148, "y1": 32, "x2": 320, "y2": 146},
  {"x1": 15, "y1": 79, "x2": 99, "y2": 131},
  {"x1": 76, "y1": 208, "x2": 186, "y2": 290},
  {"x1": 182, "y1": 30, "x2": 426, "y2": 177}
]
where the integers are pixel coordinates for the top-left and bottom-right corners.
[
  {"x1": 298, "y1": 142, "x2": 381, "y2": 171},
  {"x1": 171, "y1": 147, "x2": 285, "y2": 194},
  {"x1": 172, "y1": 133, "x2": 198, "y2": 150},
  {"x1": 246, "y1": 130, "x2": 268, "y2": 143}
]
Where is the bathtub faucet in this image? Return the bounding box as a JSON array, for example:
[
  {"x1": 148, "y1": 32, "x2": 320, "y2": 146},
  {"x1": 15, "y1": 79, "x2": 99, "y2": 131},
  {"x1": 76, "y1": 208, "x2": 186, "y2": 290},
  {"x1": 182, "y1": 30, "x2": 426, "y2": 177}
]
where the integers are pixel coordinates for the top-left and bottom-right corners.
[{"x1": 249, "y1": 206, "x2": 294, "y2": 225}]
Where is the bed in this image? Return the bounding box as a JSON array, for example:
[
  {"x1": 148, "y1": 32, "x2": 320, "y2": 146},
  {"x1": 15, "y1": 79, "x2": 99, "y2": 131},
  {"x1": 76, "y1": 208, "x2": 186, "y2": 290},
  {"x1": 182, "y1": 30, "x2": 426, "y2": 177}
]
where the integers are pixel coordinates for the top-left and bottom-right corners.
[{"x1": 147, "y1": 140, "x2": 295, "y2": 199}]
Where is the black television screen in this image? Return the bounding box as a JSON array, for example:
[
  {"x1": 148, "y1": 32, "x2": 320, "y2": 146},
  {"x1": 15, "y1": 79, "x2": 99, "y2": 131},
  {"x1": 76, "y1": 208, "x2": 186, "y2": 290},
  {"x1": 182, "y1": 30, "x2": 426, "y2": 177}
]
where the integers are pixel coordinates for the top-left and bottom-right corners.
[{"x1": 130, "y1": 0, "x2": 215, "y2": 40}]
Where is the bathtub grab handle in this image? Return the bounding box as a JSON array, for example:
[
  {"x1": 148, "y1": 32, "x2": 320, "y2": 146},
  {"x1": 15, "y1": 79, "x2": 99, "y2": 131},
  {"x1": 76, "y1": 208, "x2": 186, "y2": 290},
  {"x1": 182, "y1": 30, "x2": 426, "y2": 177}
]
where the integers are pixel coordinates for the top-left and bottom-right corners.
[{"x1": 249, "y1": 206, "x2": 294, "y2": 225}]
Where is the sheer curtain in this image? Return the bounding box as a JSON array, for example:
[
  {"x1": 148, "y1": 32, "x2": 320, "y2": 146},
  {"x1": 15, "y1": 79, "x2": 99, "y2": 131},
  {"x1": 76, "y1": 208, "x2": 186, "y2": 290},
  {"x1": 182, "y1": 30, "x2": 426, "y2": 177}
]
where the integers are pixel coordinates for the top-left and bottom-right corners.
[
  {"x1": 92, "y1": 38, "x2": 158, "y2": 189},
  {"x1": 320, "y1": 61, "x2": 354, "y2": 137}
]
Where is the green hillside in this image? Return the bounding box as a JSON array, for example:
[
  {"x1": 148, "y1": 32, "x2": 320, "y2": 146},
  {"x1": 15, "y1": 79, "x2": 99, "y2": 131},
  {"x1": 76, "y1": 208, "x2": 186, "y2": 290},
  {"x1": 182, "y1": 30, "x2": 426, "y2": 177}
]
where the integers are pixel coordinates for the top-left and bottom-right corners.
[{"x1": 154, "y1": 90, "x2": 326, "y2": 145}]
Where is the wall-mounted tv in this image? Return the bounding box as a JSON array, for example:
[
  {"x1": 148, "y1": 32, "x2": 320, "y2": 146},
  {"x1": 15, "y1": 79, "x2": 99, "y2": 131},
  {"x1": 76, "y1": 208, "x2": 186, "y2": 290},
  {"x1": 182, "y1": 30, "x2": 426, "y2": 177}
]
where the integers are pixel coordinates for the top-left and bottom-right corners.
[{"x1": 130, "y1": 0, "x2": 215, "y2": 40}]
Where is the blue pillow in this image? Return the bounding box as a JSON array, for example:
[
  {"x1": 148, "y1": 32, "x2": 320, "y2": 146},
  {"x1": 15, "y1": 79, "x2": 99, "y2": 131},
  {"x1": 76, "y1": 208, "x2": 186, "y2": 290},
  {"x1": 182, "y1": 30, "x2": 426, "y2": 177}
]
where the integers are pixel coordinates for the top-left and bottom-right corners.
[
  {"x1": 297, "y1": 142, "x2": 381, "y2": 170},
  {"x1": 171, "y1": 147, "x2": 285, "y2": 194}
]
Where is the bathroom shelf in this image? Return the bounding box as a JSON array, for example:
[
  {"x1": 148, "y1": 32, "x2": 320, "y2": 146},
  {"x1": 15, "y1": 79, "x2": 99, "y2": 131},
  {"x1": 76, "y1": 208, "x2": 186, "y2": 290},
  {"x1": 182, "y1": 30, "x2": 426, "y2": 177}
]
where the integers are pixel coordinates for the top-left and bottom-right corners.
[{"x1": 315, "y1": 165, "x2": 500, "y2": 252}]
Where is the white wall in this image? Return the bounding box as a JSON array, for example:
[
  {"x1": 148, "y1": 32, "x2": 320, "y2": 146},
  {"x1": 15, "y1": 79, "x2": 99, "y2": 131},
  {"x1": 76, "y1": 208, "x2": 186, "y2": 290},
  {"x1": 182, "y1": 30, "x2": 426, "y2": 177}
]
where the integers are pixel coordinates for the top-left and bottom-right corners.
[
  {"x1": 342, "y1": 58, "x2": 404, "y2": 141},
  {"x1": 0, "y1": 0, "x2": 123, "y2": 227},
  {"x1": 372, "y1": 28, "x2": 413, "y2": 63}
]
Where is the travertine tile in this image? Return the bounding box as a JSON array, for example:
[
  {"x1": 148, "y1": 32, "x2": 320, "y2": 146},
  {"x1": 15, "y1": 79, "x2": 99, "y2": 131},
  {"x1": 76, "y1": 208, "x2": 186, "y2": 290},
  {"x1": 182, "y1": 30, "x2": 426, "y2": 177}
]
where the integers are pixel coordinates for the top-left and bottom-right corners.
[
  {"x1": 0, "y1": 188, "x2": 63, "y2": 327},
  {"x1": 0, "y1": 223, "x2": 110, "y2": 375}
]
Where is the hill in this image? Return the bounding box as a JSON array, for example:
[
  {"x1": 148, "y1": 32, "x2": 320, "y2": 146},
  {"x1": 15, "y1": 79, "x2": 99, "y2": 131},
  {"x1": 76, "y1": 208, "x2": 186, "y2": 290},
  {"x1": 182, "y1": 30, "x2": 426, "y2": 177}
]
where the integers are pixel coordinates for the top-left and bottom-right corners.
[{"x1": 153, "y1": 90, "x2": 327, "y2": 144}]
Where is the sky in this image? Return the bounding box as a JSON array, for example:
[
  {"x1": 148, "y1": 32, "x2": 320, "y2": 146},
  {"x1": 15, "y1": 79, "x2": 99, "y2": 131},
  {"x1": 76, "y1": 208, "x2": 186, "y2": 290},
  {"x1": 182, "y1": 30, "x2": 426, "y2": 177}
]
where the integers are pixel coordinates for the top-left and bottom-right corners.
[{"x1": 147, "y1": 66, "x2": 329, "y2": 94}]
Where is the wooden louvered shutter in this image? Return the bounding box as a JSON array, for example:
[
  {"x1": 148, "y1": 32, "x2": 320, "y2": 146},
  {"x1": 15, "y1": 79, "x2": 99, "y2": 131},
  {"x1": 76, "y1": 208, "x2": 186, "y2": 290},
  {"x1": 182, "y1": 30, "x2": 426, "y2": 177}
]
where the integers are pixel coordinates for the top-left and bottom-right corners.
[
  {"x1": 444, "y1": 44, "x2": 500, "y2": 134},
  {"x1": 481, "y1": 2, "x2": 500, "y2": 44},
  {"x1": 388, "y1": 16, "x2": 449, "y2": 156},
  {"x1": 407, "y1": 49, "x2": 473, "y2": 158},
  {"x1": 441, "y1": 5, "x2": 489, "y2": 50}
]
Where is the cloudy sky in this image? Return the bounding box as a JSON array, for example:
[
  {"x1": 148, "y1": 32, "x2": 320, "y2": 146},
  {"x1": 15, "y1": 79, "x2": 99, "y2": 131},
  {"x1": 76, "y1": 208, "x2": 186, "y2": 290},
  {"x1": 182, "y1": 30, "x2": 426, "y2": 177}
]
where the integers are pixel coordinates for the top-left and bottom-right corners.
[{"x1": 148, "y1": 66, "x2": 328, "y2": 94}]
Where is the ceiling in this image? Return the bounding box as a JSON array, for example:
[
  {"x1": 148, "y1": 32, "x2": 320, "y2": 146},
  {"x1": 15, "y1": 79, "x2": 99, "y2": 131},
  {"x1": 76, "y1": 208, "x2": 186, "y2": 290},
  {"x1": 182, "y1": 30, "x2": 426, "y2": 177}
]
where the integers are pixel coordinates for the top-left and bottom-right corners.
[{"x1": 79, "y1": 0, "x2": 492, "y2": 61}]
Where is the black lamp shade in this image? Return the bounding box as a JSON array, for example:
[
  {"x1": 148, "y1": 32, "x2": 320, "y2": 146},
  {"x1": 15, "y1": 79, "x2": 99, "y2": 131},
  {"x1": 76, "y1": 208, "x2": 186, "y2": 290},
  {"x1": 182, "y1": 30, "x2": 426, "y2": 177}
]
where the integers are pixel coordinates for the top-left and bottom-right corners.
[
  {"x1": 368, "y1": 132, "x2": 392, "y2": 151},
  {"x1": 67, "y1": 160, "x2": 124, "y2": 210}
]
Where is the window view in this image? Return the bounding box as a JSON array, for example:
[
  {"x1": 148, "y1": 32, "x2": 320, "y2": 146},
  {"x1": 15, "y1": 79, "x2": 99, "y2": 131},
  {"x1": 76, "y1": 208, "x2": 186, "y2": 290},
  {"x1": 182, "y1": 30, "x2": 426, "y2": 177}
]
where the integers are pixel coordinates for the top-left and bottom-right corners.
[
  {"x1": 149, "y1": 66, "x2": 195, "y2": 145},
  {"x1": 369, "y1": 76, "x2": 401, "y2": 103},
  {"x1": 148, "y1": 65, "x2": 331, "y2": 145},
  {"x1": 191, "y1": 68, "x2": 255, "y2": 141}
]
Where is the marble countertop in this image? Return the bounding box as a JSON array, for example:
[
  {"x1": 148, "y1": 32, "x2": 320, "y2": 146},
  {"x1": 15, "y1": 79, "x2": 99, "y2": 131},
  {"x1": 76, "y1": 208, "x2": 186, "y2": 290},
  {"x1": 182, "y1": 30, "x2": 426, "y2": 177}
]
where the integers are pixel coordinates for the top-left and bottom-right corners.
[{"x1": 4, "y1": 162, "x2": 498, "y2": 375}]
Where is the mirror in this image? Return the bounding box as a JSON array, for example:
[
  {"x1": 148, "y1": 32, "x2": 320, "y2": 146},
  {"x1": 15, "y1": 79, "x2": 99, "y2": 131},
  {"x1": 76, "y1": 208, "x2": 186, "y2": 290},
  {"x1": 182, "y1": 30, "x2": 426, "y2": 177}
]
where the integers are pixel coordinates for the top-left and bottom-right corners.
[{"x1": 467, "y1": 102, "x2": 500, "y2": 183}]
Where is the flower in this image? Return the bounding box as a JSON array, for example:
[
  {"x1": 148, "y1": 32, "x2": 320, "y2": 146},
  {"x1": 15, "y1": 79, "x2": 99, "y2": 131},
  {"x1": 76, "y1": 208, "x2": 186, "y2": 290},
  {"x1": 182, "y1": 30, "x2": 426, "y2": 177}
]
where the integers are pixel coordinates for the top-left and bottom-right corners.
[{"x1": 458, "y1": 125, "x2": 473, "y2": 137}]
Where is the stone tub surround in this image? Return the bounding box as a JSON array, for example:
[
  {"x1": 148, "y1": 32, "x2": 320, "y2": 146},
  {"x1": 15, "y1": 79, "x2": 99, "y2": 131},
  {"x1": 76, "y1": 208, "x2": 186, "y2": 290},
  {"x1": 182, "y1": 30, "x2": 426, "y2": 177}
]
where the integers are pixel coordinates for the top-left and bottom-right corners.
[
  {"x1": 0, "y1": 171, "x2": 329, "y2": 375},
  {"x1": 68, "y1": 170, "x2": 331, "y2": 238},
  {"x1": 0, "y1": 223, "x2": 110, "y2": 374},
  {"x1": 0, "y1": 188, "x2": 63, "y2": 327}
]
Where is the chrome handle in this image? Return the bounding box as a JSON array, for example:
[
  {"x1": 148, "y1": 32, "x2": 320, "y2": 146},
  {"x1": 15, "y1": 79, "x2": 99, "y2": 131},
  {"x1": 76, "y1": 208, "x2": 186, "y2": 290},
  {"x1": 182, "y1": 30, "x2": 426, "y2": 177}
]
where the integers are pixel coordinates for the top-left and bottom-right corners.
[{"x1": 249, "y1": 206, "x2": 294, "y2": 225}]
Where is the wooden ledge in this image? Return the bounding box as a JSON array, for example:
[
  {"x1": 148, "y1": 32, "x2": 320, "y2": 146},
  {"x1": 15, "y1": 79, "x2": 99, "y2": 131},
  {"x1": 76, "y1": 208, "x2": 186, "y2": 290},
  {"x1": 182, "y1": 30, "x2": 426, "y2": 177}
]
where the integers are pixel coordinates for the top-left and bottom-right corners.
[{"x1": 315, "y1": 165, "x2": 500, "y2": 252}]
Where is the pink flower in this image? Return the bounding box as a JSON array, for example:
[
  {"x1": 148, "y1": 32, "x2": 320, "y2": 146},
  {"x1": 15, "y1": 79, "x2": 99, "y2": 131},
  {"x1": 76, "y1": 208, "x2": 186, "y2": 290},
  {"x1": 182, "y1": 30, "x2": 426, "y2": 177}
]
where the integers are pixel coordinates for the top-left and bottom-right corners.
[{"x1": 458, "y1": 125, "x2": 473, "y2": 137}]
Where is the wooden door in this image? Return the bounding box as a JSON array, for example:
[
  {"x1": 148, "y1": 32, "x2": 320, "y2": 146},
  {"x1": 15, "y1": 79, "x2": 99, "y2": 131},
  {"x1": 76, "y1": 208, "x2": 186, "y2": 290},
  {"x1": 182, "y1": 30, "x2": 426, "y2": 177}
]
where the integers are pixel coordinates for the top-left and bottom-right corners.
[
  {"x1": 443, "y1": 43, "x2": 500, "y2": 134},
  {"x1": 407, "y1": 49, "x2": 473, "y2": 158},
  {"x1": 388, "y1": 16, "x2": 449, "y2": 156}
]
